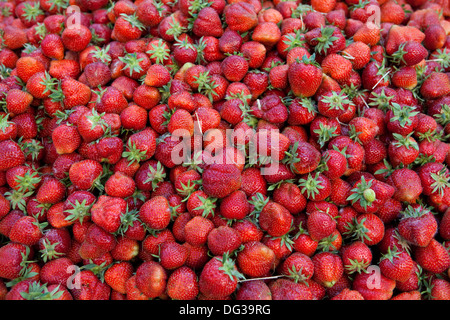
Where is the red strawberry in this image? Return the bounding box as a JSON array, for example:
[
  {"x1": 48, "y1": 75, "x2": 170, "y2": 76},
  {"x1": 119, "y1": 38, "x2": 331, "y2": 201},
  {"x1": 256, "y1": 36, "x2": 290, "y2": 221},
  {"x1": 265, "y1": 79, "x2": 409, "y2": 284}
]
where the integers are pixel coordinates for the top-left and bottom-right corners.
[
  {"x1": 312, "y1": 251, "x2": 343, "y2": 288},
  {"x1": 138, "y1": 196, "x2": 171, "y2": 231},
  {"x1": 288, "y1": 55, "x2": 323, "y2": 98},
  {"x1": 225, "y1": 2, "x2": 258, "y2": 33},
  {"x1": 166, "y1": 266, "x2": 199, "y2": 300},
  {"x1": 198, "y1": 253, "x2": 244, "y2": 299},
  {"x1": 104, "y1": 261, "x2": 133, "y2": 295},
  {"x1": 379, "y1": 246, "x2": 414, "y2": 283},
  {"x1": 259, "y1": 200, "x2": 293, "y2": 237},
  {"x1": 414, "y1": 239, "x2": 450, "y2": 274},
  {"x1": 269, "y1": 278, "x2": 313, "y2": 300},
  {"x1": 397, "y1": 205, "x2": 438, "y2": 248},
  {"x1": 236, "y1": 241, "x2": 276, "y2": 278},
  {"x1": 352, "y1": 268, "x2": 396, "y2": 300}
]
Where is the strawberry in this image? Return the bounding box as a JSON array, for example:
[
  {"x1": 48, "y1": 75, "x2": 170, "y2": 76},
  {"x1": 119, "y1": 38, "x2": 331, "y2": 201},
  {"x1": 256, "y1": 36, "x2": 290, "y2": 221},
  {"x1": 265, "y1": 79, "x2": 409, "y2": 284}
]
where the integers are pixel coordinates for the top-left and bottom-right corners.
[
  {"x1": 236, "y1": 240, "x2": 276, "y2": 278},
  {"x1": 198, "y1": 253, "x2": 244, "y2": 299},
  {"x1": 69, "y1": 159, "x2": 104, "y2": 191},
  {"x1": 5, "y1": 89, "x2": 33, "y2": 116},
  {"x1": 269, "y1": 278, "x2": 313, "y2": 300},
  {"x1": 386, "y1": 168, "x2": 423, "y2": 204},
  {"x1": 307, "y1": 210, "x2": 337, "y2": 241},
  {"x1": 78, "y1": 224, "x2": 116, "y2": 260},
  {"x1": 340, "y1": 240, "x2": 372, "y2": 274},
  {"x1": 396, "y1": 205, "x2": 438, "y2": 248},
  {"x1": 0, "y1": 140, "x2": 26, "y2": 171},
  {"x1": 420, "y1": 72, "x2": 450, "y2": 100},
  {"x1": 61, "y1": 25, "x2": 92, "y2": 52},
  {"x1": 312, "y1": 251, "x2": 343, "y2": 288},
  {"x1": 184, "y1": 216, "x2": 215, "y2": 247},
  {"x1": 252, "y1": 21, "x2": 281, "y2": 47},
  {"x1": 166, "y1": 266, "x2": 199, "y2": 300},
  {"x1": 385, "y1": 25, "x2": 425, "y2": 56},
  {"x1": 235, "y1": 280, "x2": 272, "y2": 300},
  {"x1": 414, "y1": 239, "x2": 450, "y2": 274},
  {"x1": 352, "y1": 269, "x2": 396, "y2": 300},
  {"x1": 138, "y1": 195, "x2": 171, "y2": 231},
  {"x1": 193, "y1": 7, "x2": 224, "y2": 38},
  {"x1": 259, "y1": 200, "x2": 293, "y2": 237},
  {"x1": 321, "y1": 53, "x2": 352, "y2": 83},
  {"x1": 225, "y1": 2, "x2": 258, "y2": 33},
  {"x1": 40, "y1": 257, "x2": 74, "y2": 286},
  {"x1": 113, "y1": 13, "x2": 146, "y2": 43},
  {"x1": 279, "y1": 252, "x2": 315, "y2": 284},
  {"x1": 159, "y1": 241, "x2": 189, "y2": 270},
  {"x1": 207, "y1": 225, "x2": 242, "y2": 256},
  {"x1": 288, "y1": 55, "x2": 323, "y2": 98},
  {"x1": 52, "y1": 123, "x2": 82, "y2": 155}
]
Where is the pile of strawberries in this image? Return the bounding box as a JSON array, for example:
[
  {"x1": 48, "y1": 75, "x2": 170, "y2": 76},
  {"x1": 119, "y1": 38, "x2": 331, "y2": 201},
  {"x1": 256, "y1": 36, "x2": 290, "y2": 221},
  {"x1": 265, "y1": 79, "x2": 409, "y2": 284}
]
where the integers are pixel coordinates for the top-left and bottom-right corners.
[{"x1": 0, "y1": 0, "x2": 449, "y2": 301}]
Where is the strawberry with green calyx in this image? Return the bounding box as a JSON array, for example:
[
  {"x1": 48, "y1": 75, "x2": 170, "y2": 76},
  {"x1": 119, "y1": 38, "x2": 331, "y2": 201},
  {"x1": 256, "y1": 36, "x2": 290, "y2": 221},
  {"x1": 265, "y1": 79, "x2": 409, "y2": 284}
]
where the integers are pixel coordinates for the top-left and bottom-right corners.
[
  {"x1": 199, "y1": 252, "x2": 245, "y2": 299},
  {"x1": 298, "y1": 172, "x2": 331, "y2": 202},
  {"x1": 279, "y1": 252, "x2": 314, "y2": 284},
  {"x1": 288, "y1": 54, "x2": 323, "y2": 98},
  {"x1": 387, "y1": 132, "x2": 419, "y2": 167},
  {"x1": 397, "y1": 205, "x2": 438, "y2": 248},
  {"x1": 122, "y1": 128, "x2": 157, "y2": 166},
  {"x1": 386, "y1": 103, "x2": 419, "y2": 136},
  {"x1": 340, "y1": 240, "x2": 372, "y2": 275},
  {"x1": 347, "y1": 176, "x2": 394, "y2": 214},
  {"x1": 306, "y1": 25, "x2": 346, "y2": 56},
  {"x1": 317, "y1": 90, "x2": 354, "y2": 119},
  {"x1": 283, "y1": 141, "x2": 321, "y2": 175},
  {"x1": 344, "y1": 213, "x2": 385, "y2": 246},
  {"x1": 146, "y1": 38, "x2": 171, "y2": 65},
  {"x1": 113, "y1": 13, "x2": 146, "y2": 43},
  {"x1": 310, "y1": 115, "x2": 341, "y2": 148},
  {"x1": 379, "y1": 245, "x2": 415, "y2": 282},
  {"x1": 417, "y1": 162, "x2": 450, "y2": 198}
]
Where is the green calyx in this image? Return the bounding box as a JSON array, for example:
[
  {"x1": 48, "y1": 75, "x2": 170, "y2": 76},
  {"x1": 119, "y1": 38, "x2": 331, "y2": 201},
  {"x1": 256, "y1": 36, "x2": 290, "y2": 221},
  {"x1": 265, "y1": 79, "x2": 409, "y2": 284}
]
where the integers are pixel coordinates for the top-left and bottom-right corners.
[{"x1": 347, "y1": 176, "x2": 376, "y2": 211}]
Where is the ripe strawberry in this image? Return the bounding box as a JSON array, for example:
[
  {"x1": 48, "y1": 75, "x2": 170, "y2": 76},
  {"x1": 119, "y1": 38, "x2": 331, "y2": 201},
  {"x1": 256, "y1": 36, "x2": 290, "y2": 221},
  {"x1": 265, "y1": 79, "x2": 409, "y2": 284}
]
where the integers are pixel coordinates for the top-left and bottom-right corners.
[
  {"x1": 236, "y1": 241, "x2": 276, "y2": 278},
  {"x1": 40, "y1": 257, "x2": 74, "y2": 286},
  {"x1": 259, "y1": 200, "x2": 293, "y2": 237},
  {"x1": 138, "y1": 196, "x2": 171, "y2": 231},
  {"x1": 184, "y1": 216, "x2": 215, "y2": 247},
  {"x1": 225, "y1": 2, "x2": 258, "y2": 33},
  {"x1": 279, "y1": 252, "x2": 314, "y2": 284},
  {"x1": 352, "y1": 269, "x2": 396, "y2": 300},
  {"x1": 156, "y1": 241, "x2": 188, "y2": 271},
  {"x1": 312, "y1": 252, "x2": 343, "y2": 288},
  {"x1": 69, "y1": 159, "x2": 103, "y2": 191},
  {"x1": 61, "y1": 25, "x2": 92, "y2": 52},
  {"x1": 235, "y1": 280, "x2": 272, "y2": 300},
  {"x1": 269, "y1": 278, "x2": 313, "y2": 300},
  {"x1": 397, "y1": 205, "x2": 437, "y2": 248},
  {"x1": 166, "y1": 266, "x2": 199, "y2": 300},
  {"x1": 198, "y1": 253, "x2": 244, "y2": 299},
  {"x1": 104, "y1": 261, "x2": 134, "y2": 295},
  {"x1": 207, "y1": 226, "x2": 242, "y2": 256},
  {"x1": 288, "y1": 55, "x2": 323, "y2": 98},
  {"x1": 193, "y1": 7, "x2": 224, "y2": 38},
  {"x1": 414, "y1": 239, "x2": 450, "y2": 274}
]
